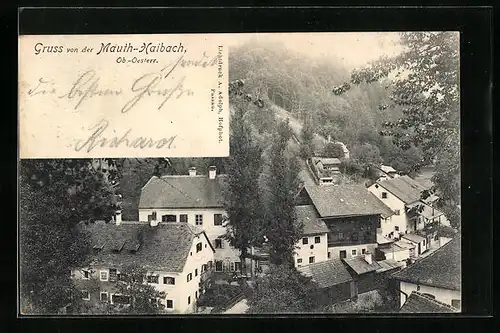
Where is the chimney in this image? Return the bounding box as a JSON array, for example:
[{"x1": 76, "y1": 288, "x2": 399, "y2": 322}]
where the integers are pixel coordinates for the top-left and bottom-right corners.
[
  {"x1": 115, "y1": 210, "x2": 122, "y2": 226},
  {"x1": 188, "y1": 167, "x2": 197, "y2": 176},
  {"x1": 364, "y1": 252, "x2": 373, "y2": 265},
  {"x1": 208, "y1": 166, "x2": 217, "y2": 179}
]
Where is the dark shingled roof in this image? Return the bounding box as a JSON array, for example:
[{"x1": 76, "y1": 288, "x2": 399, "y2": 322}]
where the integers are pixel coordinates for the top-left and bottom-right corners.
[
  {"x1": 377, "y1": 175, "x2": 428, "y2": 204},
  {"x1": 343, "y1": 255, "x2": 382, "y2": 275},
  {"x1": 139, "y1": 175, "x2": 226, "y2": 209},
  {"x1": 297, "y1": 259, "x2": 353, "y2": 288},
  {"x1": 294, "y1": 205, "x2": 329, "y2": 235},
  {"x1": 79, "y1": 221, "x2": 212, "y2": 272},
  {"x1": 399, "y1": 291, "x2": 459, "y2": 313},
  {"x1": 392, "y1": 237, "x2": 461, "y2": 291},
  {"x1": 302, "y1": 185, "x2": 395, "y2": 218}
]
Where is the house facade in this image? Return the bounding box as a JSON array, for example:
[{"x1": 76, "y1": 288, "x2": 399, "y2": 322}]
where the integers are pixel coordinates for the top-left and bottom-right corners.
[
  {"x1": 294, "y1": 205, "x2": 329, "y2": 267},
  {"x1": 367, "y1": 175, "x2": 449, "y2": 239},
  {"x1": 72, "y1": 220, "x2": 215, "y2": 314},
  {"x1": 138, "y1": 166, "x2": 241, "y2": 273},
  {"x1": 392, "y1": 237, "x2": 461, "y2": 311},
  {"x1": 295, "y1": 185, "x2": 394, "y2": 261}
]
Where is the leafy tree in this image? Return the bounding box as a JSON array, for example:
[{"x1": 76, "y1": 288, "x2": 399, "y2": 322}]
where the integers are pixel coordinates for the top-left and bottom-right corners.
[
  {"x1": 353, "y1": 143, "x2": 383, "y2": 169},
  {"x1": 265, "y1": 119, "x2": 303, "y2": 266},
  {"x1": 322, "y1": 142, "x2": 345, "y2": 158},
  {"x1": 299, "y1": 117, "x2": 315, "y2": 159},
  {"x1": 247, "y1": 265, "x2": 323, "y2": 313},
  {"x1": 19, "y1": 159, "x2": 118, "y2": 314},
  {"x1": 222, "y1": 102, "x2": 265, "y2": 274},
  {"x1": 334, "y1": 32, "x2": 460, "y2": 227}
]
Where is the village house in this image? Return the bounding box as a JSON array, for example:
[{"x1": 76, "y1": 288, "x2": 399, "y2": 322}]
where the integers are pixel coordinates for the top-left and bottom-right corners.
[
  {"x1": 295, "y1": 185, "x2": 395, "y2": 261},
  {"x1": 294, "y1": 205, "x2": 330, "y2": 267},
  {"x1": 138, "y1": 166, "x2": 241, "y2": 274},
  {"x1": 72, "y1": 220, "x2": 215, "y2": 314},
  {"x1": 367, "y1": 175, "x2": 450, "y2": 239},
  {"x1": 376, "y1": 235, "x2": 414, "y2": 263},
  {"x1": 311, "y1": 157, "x2": 342, "y2": 186},
  {"x1": 392, "y1": 237, "x2": 461, "y2": 311},
  {"x1": 297, "y1": 258, "x2": 355, "y2": 305},
  {"x1": 373, "y1": 164, "x2": 399, "y2": 181}
]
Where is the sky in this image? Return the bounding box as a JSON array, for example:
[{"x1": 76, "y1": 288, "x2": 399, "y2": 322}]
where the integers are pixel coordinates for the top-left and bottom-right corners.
[{"x1": 223, "y1": 32, "x2": 404, "y2": 70}]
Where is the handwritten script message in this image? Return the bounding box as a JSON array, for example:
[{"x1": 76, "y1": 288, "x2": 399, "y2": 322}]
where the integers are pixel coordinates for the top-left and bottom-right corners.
[{"x1": 19, "y1": 34, "x2": 229, "y2": 158}]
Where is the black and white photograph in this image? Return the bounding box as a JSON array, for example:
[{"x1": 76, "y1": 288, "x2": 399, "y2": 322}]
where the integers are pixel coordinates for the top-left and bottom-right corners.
[{"x1": 19, "y1": 31, "x2": 461, "y2": 315}]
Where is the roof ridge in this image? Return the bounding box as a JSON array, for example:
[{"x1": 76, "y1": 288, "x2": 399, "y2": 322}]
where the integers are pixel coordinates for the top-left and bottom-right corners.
[
  {"x1": 394, "y1": 237, "x2": 458, "y2": 278},
  {"x1": 411, "y1": 291, "x2": 459, "y2": 311}
]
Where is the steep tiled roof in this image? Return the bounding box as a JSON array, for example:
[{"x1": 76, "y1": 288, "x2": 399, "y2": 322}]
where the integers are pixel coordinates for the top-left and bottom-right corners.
[
  {"x1": 297, "y1": 259, "x2": 353, "y2": 288},
  {"x1": 139, "y1": 175, "x2": 226, "y2": 209},
  {"x1": 343, "y1": 255, "x2": 382, "y2": 275},
  {"x1": 294, "y1": 205, "x2": 329, "y2": 235},
  {"x1": 302, "y1": 185, "x2": 395, "y2": 218},
  {"x1": 399, "y1": 291, "x2": 459, "y2": 313},
  {"x1": 377, "y1": 175, "x2": 428, "y2": 204},
  {"x1": 78, "y1": 221, "x2": 212, "y2": 272},
  {"x1": 392, "y1": 237, "x2": 461, "y2": 291}
]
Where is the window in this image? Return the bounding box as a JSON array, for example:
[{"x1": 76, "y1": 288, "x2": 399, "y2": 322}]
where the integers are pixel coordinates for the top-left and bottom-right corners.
[
  {"x1": 352, "y1": 249, "x2": 357, "y2": 256},
  {"x1": 201, "y1": 264, "x2": 207, "y2": 273},
  {"x1": 314, "y1": 236, "x2": 321, "y2": 244},
  {"x1": 162, "y1": 214, "x2": 177, "y2": 222},
  {"x1": 195, "y1": 269, "x2": 198, "y2": 277},
  {"x1": 297, "y1": 258, "x2": 302, "y2": 263},
  {"x1": 215, "y1": 261, "x2": 223, "y2": 272},
  {"x1": 395, "y1": 226, "x2": 400, "y2": 232},
  {"x1": 187, "y1": 273, "x2": 192, "y2": 282},
  {"x1": 423, "y1": 239, "x2": 426, "y2": 246},
  {"x1": 381, "y1": 192, "x2": 388, "y2": 199},
  {"x1": 112, "y1": 295, "x2": 131, "y2": 305},
  {"x1": 309, "y1": 256, "x2": 315, "y2": 264},
  {"x1": 235, "y1": 262, "x2": 241, "y2": 272},
  {"x1": 362, "y1": 248, "x2": 366, "y2": 254},
  {"x1": 214, "y1": 213, "x2": 223, "y2": 226},
  {"x1": 340, "y1": 250, "x2": 347, "y2": 259},
  {"x1": 327, "y1": 252, "x2": 331, "y2": 259},
  {"x1": 109, "y1": 268, "x2": 117, "y2": 282},
  {"x1": 302, "y1": 237, "x2": 309, "y2": 245},
  {"x1": 451, "y1": 299, "x2": 461, "y2": 309},
  {"x1": 310, "y1": 244, "x2": 314, "y2": 249},
  {"x1": 82, "y1": 290, "x2": 90, "y2": 301},
  {"x1": 82, "y1": 269, "x2": 90, "y2": 280},
  {"x1": 180, "y1": 214, "x2": 188, "y2": 223},
  {"x1": 147, "y1": 275, "x2": 159, "y2": 284},
  {"x1": 416, "y1": 285, "x2": 421, "y2": 291},
  {"x1": 195, "y1": 214, "x2": 203, "y2": 225},
  {"x1": 208, "y1": 261, "x2": 213, "y2": 270},
  {"x1": 166, "y1": 300, "x2": 173, "y2": 309},
  {"x1": 230, "y1": 262, "x2": 235, "y2": 272},
  {"x1": 196, "y1": 242, "x2": 202, "y2": 253},
  {"x1": 195, "y1": 291, "x2": 198, "y2": 299},
  {"x1": 164, "y1": 277, "x2": 175, "y2": 285},
  {"x1": 100, "y1": 292, "x2": 108, "y2": 302},
  {"x1": 215, "y1": 239, "x2": 223, "y2": 249},
  {"x1": 188, "y1": 296, "x2": 191, "y2": 305},
  {"x1": 394, "y1": 209, "x2": 400, "y2": 215},
  {"x1": 338, "y1": 232, "x2": 344, "y2": 240},
  {"x1": 100, "y1": 270, "x2": 108, "y2": 281}
]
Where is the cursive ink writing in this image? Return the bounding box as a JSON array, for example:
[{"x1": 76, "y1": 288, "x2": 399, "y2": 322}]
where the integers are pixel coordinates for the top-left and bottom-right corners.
[
  {"x1": 28, "y1": 78, "x2": 57, "y2": 96},
  {"x1": 121, "y1": 55, "x2": 194, "y2": 113},
  {"x1": 74, "y1": 119, "x2": 177, "y2": 153},
  {"x1": 58, "y1": 70, "x2": 123, "y2": 110}
]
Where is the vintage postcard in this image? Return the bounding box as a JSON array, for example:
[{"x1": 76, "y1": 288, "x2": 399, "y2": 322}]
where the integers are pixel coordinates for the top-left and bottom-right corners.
[{"x1": 19, "y1": 32, "x2": 461, "y2": 315}]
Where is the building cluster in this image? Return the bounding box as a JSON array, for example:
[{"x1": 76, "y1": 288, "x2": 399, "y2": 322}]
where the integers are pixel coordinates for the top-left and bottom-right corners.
[{"x1": 70, "y1": 161, "x2": 459, "y2": 314}]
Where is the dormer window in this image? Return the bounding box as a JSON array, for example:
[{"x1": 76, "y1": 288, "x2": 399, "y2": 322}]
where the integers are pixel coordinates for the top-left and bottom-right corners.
[
  {"x1": 111, "y1": 241, "x2": 125, "y2": 253},
  {"x1": 93, "y1": 242, "x2": 105, "y2": 253}
]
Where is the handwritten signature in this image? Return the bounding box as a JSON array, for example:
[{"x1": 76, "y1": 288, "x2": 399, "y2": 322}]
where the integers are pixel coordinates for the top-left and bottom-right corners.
[{"x1": 74, "y1": 119, "x2": 177, "y2": 153}]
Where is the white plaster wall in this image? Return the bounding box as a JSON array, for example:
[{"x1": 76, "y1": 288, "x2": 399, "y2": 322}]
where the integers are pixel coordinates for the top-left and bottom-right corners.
[
  {"x1": 367, "y1": 184, "x2": 408, "y2": 235},
  {"x1": 294, "y1": 233, "x2": 328, "y2": 267},
  {"x1": 327, "y1": 243, "x2": 378, "y2": 260},
  {"x1": 383, "y1": 248, "x2": 410, "y2": 262},
  {"x1": 400, "y1": 281, "x2": 461, "y2": 310}
]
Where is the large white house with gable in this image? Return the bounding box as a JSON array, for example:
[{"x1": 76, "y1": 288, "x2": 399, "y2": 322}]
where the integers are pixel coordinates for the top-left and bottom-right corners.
[
  {"x1": 72, "y1": 220, "x2": 215, "y2": 314},
  {"x1": 138, "y1": 166, "x2": 241, "y2": 272}
]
